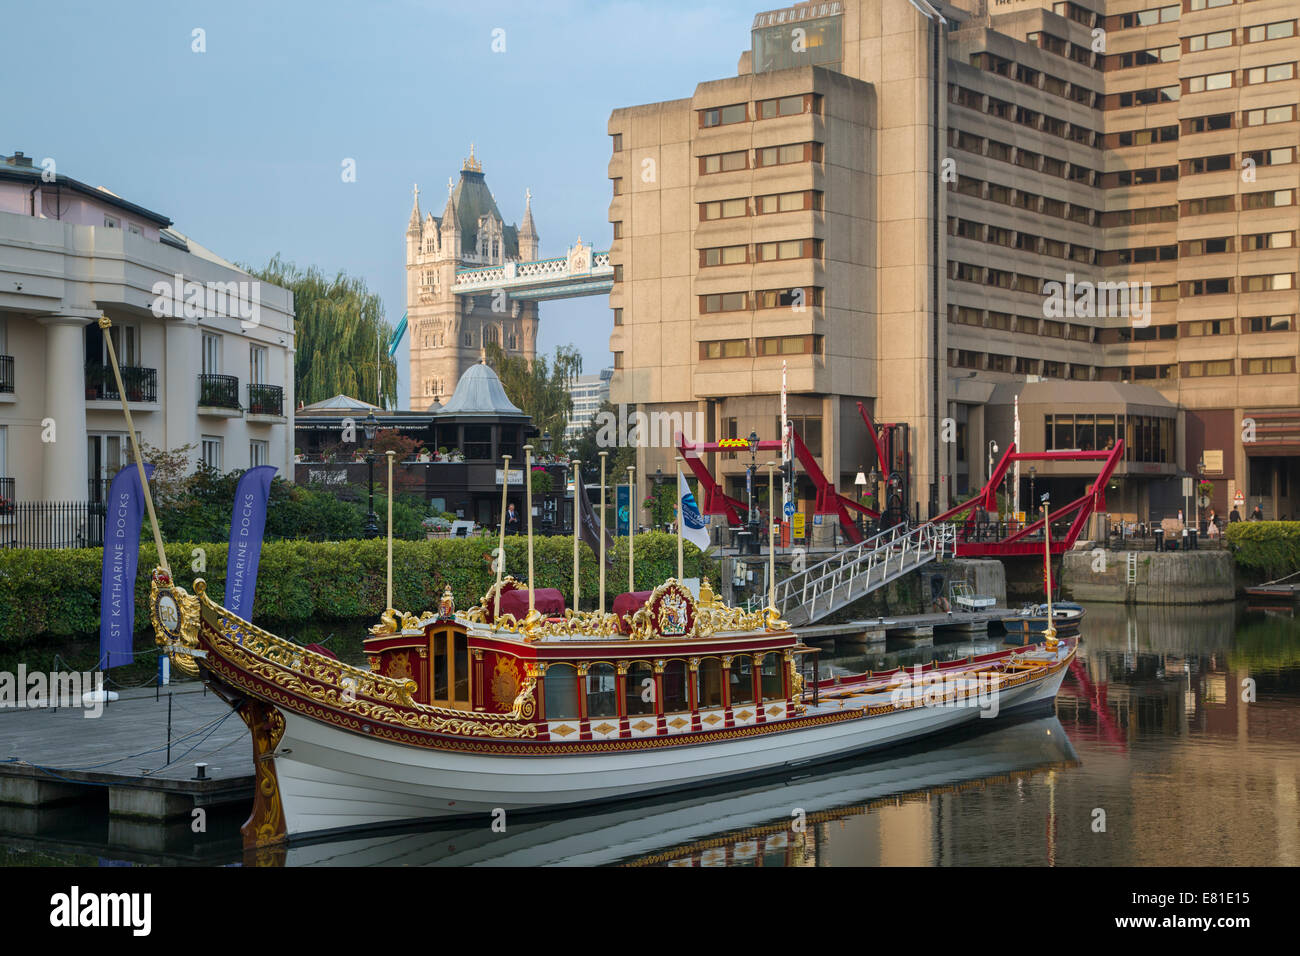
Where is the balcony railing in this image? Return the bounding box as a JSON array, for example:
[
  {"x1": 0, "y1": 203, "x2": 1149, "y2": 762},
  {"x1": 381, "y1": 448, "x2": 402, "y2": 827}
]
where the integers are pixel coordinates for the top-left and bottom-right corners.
[
  {"x1": 247, "y1": 382, "x2": 284, "y2": 417},
  {"x1": 0, "y1": 355, "x2": 13, "y2": 393},
  {"x1": 198, "y1": 373, "x2": 241, "y2": 409},
  {"x1": 0, "y1": 477, "x2": 14, "y2": 509},
  {"x1": 1, "y1": 500, "x2": 105, "y2": 549},
  {"x1": 84, "y1": 365, "x2": 158, "y2": 403}
]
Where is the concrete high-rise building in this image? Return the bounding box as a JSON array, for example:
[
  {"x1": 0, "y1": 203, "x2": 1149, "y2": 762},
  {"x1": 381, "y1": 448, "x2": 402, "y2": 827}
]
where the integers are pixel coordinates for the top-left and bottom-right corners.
[
  {"x1": 407, "y1": 146, "x2": 540, "y2": 409},
  {"x1": 565, "y1": 367, "x2": 614, "y2": 443},
  {"x1": 607, "y1": 0, "x2": 1300, "y2": 522}
]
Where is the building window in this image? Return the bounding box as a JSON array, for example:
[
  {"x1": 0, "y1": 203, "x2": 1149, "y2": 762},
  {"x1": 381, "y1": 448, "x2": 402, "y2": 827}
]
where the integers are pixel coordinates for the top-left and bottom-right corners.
[
  {"x1": 464, "y1": 332, "x2": 474, "y2": 347},
  {"x1": 1243, "y1": 105, "x2": 1297, "y2": 126},
  {"x1": 755, "y1": 239, "x2": 818, "y2": 262},
  {"x1": 201, "y1": 436, "x2": 223, "y2": 472},
  {"x1": 611, "y1": 133, "x2": 623, "y2": 152},
  {"x1": 700, "y1": 245, "x2": 748, "y2": 267},
  {"x1": 250, "y1": 440, "x2": 268, "y2": 467},
  {"x1": 1243, "y1": 357, "x2": 1296, "y2": 375},
  {"x1": 1241, "y1": 273, "x2": 1295, "y2": 292},
  {"x1": 1183, "y1": 360, "x2": 1234, "y2": 377},
  {"x1": 1242, "y1": 189, "x2": 1296, "y2": 209},
  {"x1": 103, "y1": 215, "x2": 119, "y2": 228},
  {"x1": 613, "y1": 351, "x2": 623, "y2": 369},
  {"x1": 1246, "y1": 21, "x2": 1297, "y2": 43},
  {"x1": 700, "y1": 339, "x2": 748, "y2": 359},
  {"x1": 757, "y1": 335, "x2": 821, "y2": 356},
  {"x1": 613, "y1": 221, "x2": 623, "y2": 239},
  {"x1": 699, "y1": 103, "x2": 748, "y2": 128},
  {"x1": 756, "y1": 287, "x2": 822, "y2": 309},
  {"x1": 757, "y1": 94, "x2": 812, "y2": 119},
  {"x1": 201, "y1": 332, "x2": 221, "y2": 374},
  {"x1": 1244, "y1": 315, "x2": 1294, "y2": 332},
  {"x1": 700, "y1": 292, "x2": 747, "y2": 313},
  {"x1": 1242, "y1": 231, "x2": 1296, "y2": 251},
  {"x1": 755, "y1": 142, "x2": 821, "y2": 167},
  {"x1": 249, "y1": 345, "x2": 267, "y2": 385},
  {"x1": 1184, "y1": 319, "x2": 1233, "y2": 336},
  {"x1": 1245, "y1": 63, "x2": 1296, "y2": 85},
  {"x1": 700, "y1": 198, "x2": 749, "y2": 220},
  {"x1": 700, "y1": 150, "x2": 748, "y2": 174},
  {"x1": 756, "y1": 190, "x2": 820, "y2": 214},
  {"x1": 612, "y1": 178, "x2": 623, "y2": 196}
]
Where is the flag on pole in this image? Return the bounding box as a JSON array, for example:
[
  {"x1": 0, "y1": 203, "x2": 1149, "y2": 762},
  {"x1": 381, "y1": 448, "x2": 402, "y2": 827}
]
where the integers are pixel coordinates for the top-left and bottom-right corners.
[
  {"x1": 679, "y1": 469, "x2": 710, "y2": 553},
  {"x1": 99, "y1": 463, "x2": 155, "y2": 669},
  {"x1": 575, "y1": 468, "x2": 614, "y2": 566},
  {"x1": 225, "y1": 465, "x2": 277, "y2": 619}
]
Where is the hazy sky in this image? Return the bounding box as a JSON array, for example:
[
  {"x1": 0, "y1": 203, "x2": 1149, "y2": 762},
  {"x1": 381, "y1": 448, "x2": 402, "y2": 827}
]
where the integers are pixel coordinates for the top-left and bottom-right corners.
[{"x1": 4, "y1": 0, "x2": 760, "y2": 406}]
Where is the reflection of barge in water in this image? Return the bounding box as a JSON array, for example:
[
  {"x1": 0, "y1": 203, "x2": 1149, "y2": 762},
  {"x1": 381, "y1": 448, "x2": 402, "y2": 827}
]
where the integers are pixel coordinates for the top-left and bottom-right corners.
[{"x1": 279, "y1": 715, "x2": 1077, "y2": 867}]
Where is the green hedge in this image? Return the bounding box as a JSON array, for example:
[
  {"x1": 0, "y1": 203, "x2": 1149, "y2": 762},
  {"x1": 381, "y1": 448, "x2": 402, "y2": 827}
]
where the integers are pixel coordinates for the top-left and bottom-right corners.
[
  {"x1": 1224, "y1": 521, "x2": 1300, "y2": 579},
  {"x1": 0, "y1": 533, "x2": 717, "y2": 647}
]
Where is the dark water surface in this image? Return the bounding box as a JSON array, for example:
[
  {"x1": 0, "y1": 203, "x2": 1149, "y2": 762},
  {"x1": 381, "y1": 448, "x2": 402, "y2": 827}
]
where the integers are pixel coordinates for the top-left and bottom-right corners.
[{"x1": 2, "y1": 602, "x2": 1297, "y2": 866}]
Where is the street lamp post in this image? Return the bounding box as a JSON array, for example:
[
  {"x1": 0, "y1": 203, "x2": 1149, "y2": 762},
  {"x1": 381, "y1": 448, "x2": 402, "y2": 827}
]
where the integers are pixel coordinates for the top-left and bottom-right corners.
[
  {"x1": 987, "y1": 440, "x2": 999, "y2": 512},
  {"x1": 1196, "y1": 455, "x2": 1206, "y2": 533},
  {"x1": 654, "y1": 465, "x2": 665, "y2": 531},
  {"x1": 868, "y1": 466, "x2": 879, "y2": 535},
  {"x1": 363, "y1": 411, "x2": 379, "y2": 539},
  {"x1": 746, "y1": 430, "x2": 760, "y2": 537},
  {"x1": 1029, "y1": 466, "x2": 1037, "y2": 534},
  {"x1": 854, "y1": 465, "x2": 867, "y2": 537}
]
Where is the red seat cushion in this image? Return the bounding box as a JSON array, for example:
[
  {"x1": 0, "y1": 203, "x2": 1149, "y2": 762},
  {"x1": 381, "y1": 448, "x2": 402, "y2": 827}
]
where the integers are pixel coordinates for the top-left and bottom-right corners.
[
  {"x1": 498, "y1": 587, "x2": 566, "y2": 621},
  {"x1": 612, "y1": 590, "x2": 653, "y2": 634}
]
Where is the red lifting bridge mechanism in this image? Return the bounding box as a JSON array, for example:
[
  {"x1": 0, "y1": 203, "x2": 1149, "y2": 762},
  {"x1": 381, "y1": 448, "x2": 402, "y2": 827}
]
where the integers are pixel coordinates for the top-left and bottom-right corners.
[
  {"x1": 676, "y1": 431, "x2": 878, "y2": 545},
  {"x1": 932, "y1": 438, "x2": 1126, "y2": 557},
  {"x1": 675, "y1": 408, "x2": 1125, "y2": 558}
]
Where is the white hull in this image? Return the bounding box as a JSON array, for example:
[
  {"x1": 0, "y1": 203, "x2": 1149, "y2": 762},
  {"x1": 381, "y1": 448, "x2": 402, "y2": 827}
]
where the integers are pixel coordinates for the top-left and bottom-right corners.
[{"x1": 275, "y1": 656, "x2": 1071, "y2": 838}]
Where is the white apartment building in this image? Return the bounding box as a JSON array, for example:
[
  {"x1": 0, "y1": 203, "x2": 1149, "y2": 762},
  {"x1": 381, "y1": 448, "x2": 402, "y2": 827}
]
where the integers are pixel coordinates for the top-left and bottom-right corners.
[
  {"x1": 565, "y1": 367, "x2": 613, "y2": 443},
  {"x1": 0, "y1": 151, "x2": 295, "y2": 507}
]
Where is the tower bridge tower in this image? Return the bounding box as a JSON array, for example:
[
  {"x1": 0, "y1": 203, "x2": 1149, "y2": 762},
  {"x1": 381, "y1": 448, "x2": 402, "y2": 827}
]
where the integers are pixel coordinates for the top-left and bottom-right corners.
[{"x1": 406, "y1": 146, "x2": 540, "y2": 408}]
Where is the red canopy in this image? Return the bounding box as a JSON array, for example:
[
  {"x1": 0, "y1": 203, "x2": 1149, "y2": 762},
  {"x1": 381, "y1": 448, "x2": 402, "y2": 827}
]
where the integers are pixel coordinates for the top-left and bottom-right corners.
[{"x1": 498, "y1": 587, "x2": 566, "y2": 621}]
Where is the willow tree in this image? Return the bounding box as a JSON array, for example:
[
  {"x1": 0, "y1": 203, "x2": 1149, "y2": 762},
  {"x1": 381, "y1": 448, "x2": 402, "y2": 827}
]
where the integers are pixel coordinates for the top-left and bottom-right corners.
[
  {"x1": 483, "y1": 341, "x2": 582, "y2": 444},
  {"x1": 246, "y1": 253, "x2": 397, "y2": 409}
]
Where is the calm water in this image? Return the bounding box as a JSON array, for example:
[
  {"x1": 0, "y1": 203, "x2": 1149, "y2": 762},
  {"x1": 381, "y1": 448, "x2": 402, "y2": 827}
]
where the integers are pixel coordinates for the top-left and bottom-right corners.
[{"x1": 2, "y1": 602, "x2": 1297, "y2": 866}]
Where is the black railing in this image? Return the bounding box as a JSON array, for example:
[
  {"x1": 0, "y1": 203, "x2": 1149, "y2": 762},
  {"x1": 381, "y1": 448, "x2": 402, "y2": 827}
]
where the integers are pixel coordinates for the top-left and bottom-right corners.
[
  {"x1": 85, "y1": 365, "x2": 157, "y2": 403},
  {"x1": 198, "y1": 373, "x2": 241, "y2": 409},
  {"x1": 0, "y1": 354, "x2": 13, "y2": 393},
  {"x1": 0, "y1": 477, "x2": 14, "y2": 510},
  {"x1": 247, "y1": 382, "x2": 284, "y2": 416},
  {"x1": 1, "y1": 500, "x2": 105, "y2": 549}
]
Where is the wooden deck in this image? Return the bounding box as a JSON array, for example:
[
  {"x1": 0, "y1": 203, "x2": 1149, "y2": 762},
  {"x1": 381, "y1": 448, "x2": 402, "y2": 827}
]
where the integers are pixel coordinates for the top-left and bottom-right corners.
[{"x1": 0, "y1": 683, "x2": 252, "y2": 820}]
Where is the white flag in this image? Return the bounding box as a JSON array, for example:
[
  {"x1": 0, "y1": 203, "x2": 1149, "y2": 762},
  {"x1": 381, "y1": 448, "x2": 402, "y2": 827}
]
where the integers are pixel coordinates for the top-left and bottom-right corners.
[{"x1": 679, "y1": 469, "x2": 710, "y2": 553}]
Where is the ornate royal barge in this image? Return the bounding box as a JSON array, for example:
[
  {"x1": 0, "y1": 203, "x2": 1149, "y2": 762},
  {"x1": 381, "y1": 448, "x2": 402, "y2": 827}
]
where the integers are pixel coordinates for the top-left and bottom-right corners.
[{"x1": 149, "y1": 567, "x2": 1076, "y2": 850}]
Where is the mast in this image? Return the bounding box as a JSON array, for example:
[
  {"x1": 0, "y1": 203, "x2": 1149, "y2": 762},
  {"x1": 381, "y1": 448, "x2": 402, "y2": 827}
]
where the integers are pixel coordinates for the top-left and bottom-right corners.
[
  {"x1": 767, "y1": 461, "x2": 777, "y2": 614},
  {"x1": 598, "y1": 451, "x2": 608, "y2": 614},
  {"x1": 627, "y1": 464, "x2": 635, "y2": 592},
  {"x1": 572, "y1": 457, "x2": 581, "y2": 609},
  {"x1": 1043, "y1": 493, "x2": 1056, "y2": 640},
  {"x1": 495, "y1": 454, "x2": 511, "y2": 621},
  {"x1": 385, "y1": 450, "x2": 394, "y2": 611},
  {"x1": 675, "y1": 455, "x2": 684, "y2": 581},
  {"x1": 525, "y1": 444, "x2": 535, "y2": 615},
  {"x1": 99, "y1": 316, "x2": 169, "y2": 575}
]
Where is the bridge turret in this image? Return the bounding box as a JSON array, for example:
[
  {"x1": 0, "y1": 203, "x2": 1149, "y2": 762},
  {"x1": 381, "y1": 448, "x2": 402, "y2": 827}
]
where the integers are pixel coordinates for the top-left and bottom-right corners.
[
  {"x1": 439, "y1": 185, "x2": 459, "y2": 262},
  {"x1": 518, "y1": 188, "x2": 539, "y2": 261}
]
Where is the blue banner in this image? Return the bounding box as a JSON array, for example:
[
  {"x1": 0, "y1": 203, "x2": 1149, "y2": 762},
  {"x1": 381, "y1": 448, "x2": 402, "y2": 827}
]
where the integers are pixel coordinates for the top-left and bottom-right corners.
[
  {"x1": 616, "y1": 484, "x2": 630, "y2": 536},
  {"x1": 225, "y1": 465, "x2": 277, "y2": 619},
  {"x1": 99, "y1": 464, "x2": 154, "y2": 670}
]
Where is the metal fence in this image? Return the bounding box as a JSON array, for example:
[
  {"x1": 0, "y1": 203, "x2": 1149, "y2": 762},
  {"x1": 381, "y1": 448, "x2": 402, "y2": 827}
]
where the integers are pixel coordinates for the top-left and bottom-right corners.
[{"x1": 1, "y1": 500, "x2": 105, "y2": 549}]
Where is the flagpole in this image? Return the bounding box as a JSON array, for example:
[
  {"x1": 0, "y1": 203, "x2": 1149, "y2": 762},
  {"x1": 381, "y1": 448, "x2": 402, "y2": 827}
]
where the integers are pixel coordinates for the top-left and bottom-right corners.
[
  {"x1": 598, "y1": 451, "x2": 608, "y2": 615},
  {"x1": 571, "y1": 458, "x2": 581, "y2": 609},
  {"x1": 385, "y1": 450, "x2": 394, "y2": 612},
  {"x1": 495, "y1": 454, "x2": 511, "y2": 622},
  {"x1": 676, "y1": 456, "x2": 684, "y2": 581},
  {"x1": 627, "y1": 464, "x2": 635, "y2": 593},
  {"x1": 99, "y1": 316, "x2": 169, "y2": 575},
  {"x1": 525, "y1": 444, "x2": 535, "y2": 615},
  {"x1": 767, "y1": 461, "x2": 777, "y2": 613}
]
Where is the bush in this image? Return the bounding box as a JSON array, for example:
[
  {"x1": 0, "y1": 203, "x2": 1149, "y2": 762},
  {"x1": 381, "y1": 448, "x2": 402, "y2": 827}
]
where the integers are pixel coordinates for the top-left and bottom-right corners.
[
  {"x1": 0, "y1": 533, "x2": 719, "y2": 647},
  {"x1": 1224, "y1": 521, "x2": 1300, "y2": 579}
]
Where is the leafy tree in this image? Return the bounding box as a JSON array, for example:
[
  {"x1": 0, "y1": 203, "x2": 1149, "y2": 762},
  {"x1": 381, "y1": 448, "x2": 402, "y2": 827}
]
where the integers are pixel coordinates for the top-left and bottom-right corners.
[
  {"x1": 245, "y1": 253, "x2": 397, "y2": 408},
  {"x1": 483, "y1": 341, "x2": 582, "y2": 442}
]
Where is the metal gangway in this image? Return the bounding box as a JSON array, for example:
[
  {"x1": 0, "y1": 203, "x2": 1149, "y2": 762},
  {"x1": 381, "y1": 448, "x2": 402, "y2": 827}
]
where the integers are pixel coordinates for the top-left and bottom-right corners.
[{"x1": 775, "y1": 521, "x2": 955, "y2": 628}]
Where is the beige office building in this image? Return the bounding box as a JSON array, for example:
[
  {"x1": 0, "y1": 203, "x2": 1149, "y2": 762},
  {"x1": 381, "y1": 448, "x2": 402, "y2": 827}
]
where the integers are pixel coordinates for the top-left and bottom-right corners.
[{"x1": 607, "y1": 0, "x2": 1300, "y2": 523}]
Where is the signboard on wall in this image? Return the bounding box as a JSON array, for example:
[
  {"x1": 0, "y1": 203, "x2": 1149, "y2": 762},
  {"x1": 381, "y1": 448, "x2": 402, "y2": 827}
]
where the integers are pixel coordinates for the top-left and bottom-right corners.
[{"x1": 1203, "y1": 450, "x2": 1224, "y2": 473}]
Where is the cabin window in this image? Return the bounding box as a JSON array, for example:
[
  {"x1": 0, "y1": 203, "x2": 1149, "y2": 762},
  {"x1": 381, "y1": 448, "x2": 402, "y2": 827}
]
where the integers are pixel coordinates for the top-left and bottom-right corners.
[
  {"x1": 625, "y1": 662, "x2": 656, "y2": 716},
  {"x1": 662, "y1": 660, "x2": 690, "y2": 712},
  {"x1": 544, "y1": 663, "x2": 580, "y2": 719},
  {"x1": 729, "y1": 655, "x2": 755, "y2": 705},
  {"x1": 586, "y1": 663, "x2": 618, "y2": 718},
  {"x1": 697, "y1": 658, "x2": 725, "y2": 708},
  {"x1": 428, "y1": 625, "x2": 471, "y2": 710},
  {"x1": 759, "y1": 653, "x2": 785, "y2": 701}
]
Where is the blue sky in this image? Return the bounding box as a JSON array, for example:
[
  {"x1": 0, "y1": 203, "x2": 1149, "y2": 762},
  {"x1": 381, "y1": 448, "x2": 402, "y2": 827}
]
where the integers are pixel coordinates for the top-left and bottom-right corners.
[{"x1": 3, "y1": 0, "x2": 760, "y2": 406}]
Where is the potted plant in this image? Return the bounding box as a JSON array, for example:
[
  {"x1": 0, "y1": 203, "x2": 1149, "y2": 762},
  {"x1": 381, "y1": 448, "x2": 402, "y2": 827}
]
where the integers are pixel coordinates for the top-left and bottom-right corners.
[
  {"x1": 417, "y1": 447, "x2": 432, "y2": 462},
  {"x1": 294, "y1": 447, "x2": 304, "y2": 463},
  {"x1": 422, "y1": 514, "x2": 452, "y2": 538},
  {"x1": 84, "y1": 365, "x2": 103, "y2": 400}
]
